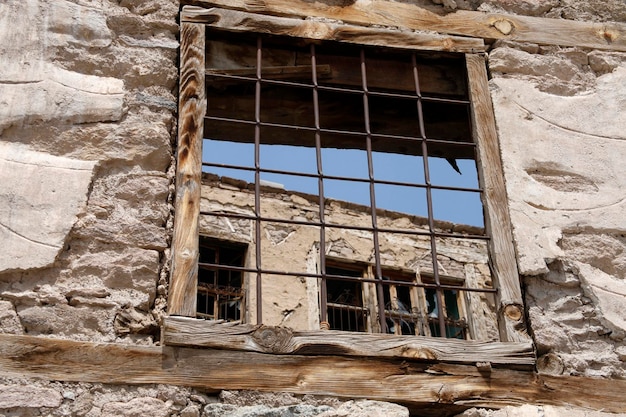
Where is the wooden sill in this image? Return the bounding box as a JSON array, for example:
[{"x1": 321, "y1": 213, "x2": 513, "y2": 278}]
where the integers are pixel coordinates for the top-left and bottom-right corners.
[{"x1": 162, "y1": 316, "x2": 535, "y2": 366}]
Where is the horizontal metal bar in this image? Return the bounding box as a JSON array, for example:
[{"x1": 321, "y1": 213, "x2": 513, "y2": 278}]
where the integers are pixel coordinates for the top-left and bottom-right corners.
[
  {"x1": 206, "y1": 72, "x2": 470, "y2": 104},
  {"x1": 199, "y1": 210, "x2": 488, "y2": 240},
  {"x1": 202, "y1": 161, "x2": 483, "y2": 193},
  {"x1": 204, "y1": 115, "x2": 477, "y2": 148},
  {"x1": 197, "y1": 262, "x2": 496, "y2": 293}
]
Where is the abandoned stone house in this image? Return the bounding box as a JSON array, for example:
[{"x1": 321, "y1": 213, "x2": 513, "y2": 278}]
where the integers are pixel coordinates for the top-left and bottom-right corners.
[{"x1": 1, "y1": 0, "x2": 626, "y2": 416}]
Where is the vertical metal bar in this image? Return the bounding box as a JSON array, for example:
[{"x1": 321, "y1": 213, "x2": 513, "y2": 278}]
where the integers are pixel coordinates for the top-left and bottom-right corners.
[
  {"x1": 254, "y1": 36, "x2": 263, "y2": 324},
  {"x1": 360, "y1": 48, "x2": 386, "y2": 332},
  {"x1": 311, "y1": 44, "x2": 328, "y2": 325},
  {"x1": 411, "y1": 53, "x2": 446, "y2": 337},
  {"x1": 215, "y1": 248, "x2": 220, "y2": 319}
]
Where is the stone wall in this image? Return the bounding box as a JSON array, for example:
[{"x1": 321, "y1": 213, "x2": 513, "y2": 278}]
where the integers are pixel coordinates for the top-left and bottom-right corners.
[
  {"x1": 1, "y1": 0, "x2": 626, "y2": 416},
  {"x1": 488, "y1": 39, "x2": 626, "y2": 378},
  {"x1": 0, "y1": 0, "x2": 178, "y2": 342}
]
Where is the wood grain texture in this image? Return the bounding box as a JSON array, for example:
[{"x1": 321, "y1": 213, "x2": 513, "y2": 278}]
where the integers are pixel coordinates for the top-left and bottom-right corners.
[
  {"x1": 183, "y1": 7, "x2": 484, "y2": 53},
  {"x1": 183, "y1": 0, "x2": 626, "y2": 52},
  {"x1": 466, "y1": 54, "x2": 528, "y2": 343},
  {"x1": 169, "y1": 22, "x2": 206, "y2": 316},
  {"x1": 1, "y1": 333, "x2": 625, "y2": 414},
  {"x1": 163, "y1": 317, "x2": 535, "y2": 365}
]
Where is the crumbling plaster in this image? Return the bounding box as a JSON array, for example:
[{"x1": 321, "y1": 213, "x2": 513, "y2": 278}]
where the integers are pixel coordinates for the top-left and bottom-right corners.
[{"x1": 488, "y1": 43, "x2": 626, "y2": 377}]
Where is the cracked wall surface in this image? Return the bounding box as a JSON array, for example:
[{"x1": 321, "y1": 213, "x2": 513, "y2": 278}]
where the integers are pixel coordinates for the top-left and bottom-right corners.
[{"x1": 489, "y1": 42, "x2": 626, "y2": 378}]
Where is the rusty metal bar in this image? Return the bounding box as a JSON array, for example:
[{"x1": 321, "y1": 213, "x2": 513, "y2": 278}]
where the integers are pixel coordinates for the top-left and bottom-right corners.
[
  {"x1": 204, "y1": 115, "x2": 477, "y2": 147},
  {"x1": 202, "y1": 161, "x2": 483, "y2": 194},
  {"x1": 411, "y1": 52, "x2": 446, "y2": 338},
  {"x1": 360, "y1": 48, "x2": 387, "y2": 332},
  {"x1": 198, "y1": 262, "x2": 496, "y2": 293},
  {"x1": 311, "y1": 44, "x2": 328, "y2": 325},
  {"x1": 254, "y1": 36, "x2": 263, "y2": 324},
  {"x1": 200, "y1": 211, "x2": 490, "y2": 241},
  {"x1": 206, "y1": 72, "x2": 471, "y2": 105}
]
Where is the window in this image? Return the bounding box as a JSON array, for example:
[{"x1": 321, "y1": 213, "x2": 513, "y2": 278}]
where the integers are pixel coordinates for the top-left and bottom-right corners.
[
  {"x1": 169, "y1": 6, "x2": 528, "y2": 346},
  {"x1": 196, "y1": 237, "x2": 246, "y2": 322},
  {"x1": 323, "y1": 262, "x2": 469, "y2": 339}
]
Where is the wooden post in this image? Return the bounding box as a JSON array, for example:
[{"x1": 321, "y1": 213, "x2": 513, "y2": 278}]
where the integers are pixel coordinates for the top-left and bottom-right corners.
[
  {"x1": 466, "y1": 53, "x2": 529, "y2": 343},
  {"x1": 169, "y1": 21, "x2": 206, "y2": 316}
]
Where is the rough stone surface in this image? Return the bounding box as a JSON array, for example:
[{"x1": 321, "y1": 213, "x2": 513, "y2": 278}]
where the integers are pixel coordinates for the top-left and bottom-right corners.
[
  {"x1": 0, "y1": 0, "x2": 177, "y2": 342},
  {"x1": 210, "y1": 391, "x2": 409, "y2": 417},
  {"x1": 0, "y1": 384, "x2": 63, "y2": 408},
  {"x1": 490, "y1": 46, "x2": 626, "y2": 377},
  {"x1": 0, "y1": 142, "x2": 96, "y2": 273},
  {"x1": 0, "y1": 300, "x2": 23, "y2": 334},
  {"x1": 456, "y1": 405, "x2": 626, "y2": 417},
  {"x1": 0, "y1": 2, "x2": 124, "y2": 134},
  {"x1": 490, "y1": 62, "x2": 626, "y2": 276},
  {"x1": 101, "y1": 397, "x2": 170, "y2": 417}
]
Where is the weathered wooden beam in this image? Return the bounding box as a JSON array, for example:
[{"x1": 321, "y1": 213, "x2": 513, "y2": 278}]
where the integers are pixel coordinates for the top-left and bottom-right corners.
[
  {"x1": 162, "y1": 316, "x2": 535, "y2": 365},
  {"x1": 169, "y1": 22, "x2": 206, "y2": 316},
  {"x1": 183, "y1": 6, "x2": 485, "y2": 53},
  {"x1": 1, "y1": 333, "x2": 625, "y2": 414},
  {"x1": 466, "y1": 54, "x2": 528, "y2": 343},
  {"x1": 183, "y1": 0, "x2": 626, "y2": 52}
]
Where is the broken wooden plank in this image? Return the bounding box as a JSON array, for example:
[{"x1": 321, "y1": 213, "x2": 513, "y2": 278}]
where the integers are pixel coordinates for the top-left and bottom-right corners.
[
  {"x1": 1, "y1": 333, "x2": 626, "y2": 414},
  {"x1": 169, "y1": 22, "x2": 206, "y2": 317},
  {"x1": 162, "y1": 316, "x2": 535, "y2": 365},
  {"x1": 183, "y1": 1, "x2": 626, "y2": 52},
  {"x1": 183, "y1": 6, "x2": 485, "y2": 53}
]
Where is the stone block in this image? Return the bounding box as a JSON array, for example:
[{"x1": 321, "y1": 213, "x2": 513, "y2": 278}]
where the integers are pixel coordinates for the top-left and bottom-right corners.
[
  {"x1": 0, "y1": 142, "x2": 95, "y2": 273},
  {"x1": 491, "y1": 66, "x2": 626, "y2": 275},
  {"x1": 0, "y1": 385, "x2": 62, "y2": 408},
  {"x1": 0, "y1": 301, "x2": 24, "y2": 334},
  {"x1": 101, "y1": 397, "x2": 169, "y2": 417}
]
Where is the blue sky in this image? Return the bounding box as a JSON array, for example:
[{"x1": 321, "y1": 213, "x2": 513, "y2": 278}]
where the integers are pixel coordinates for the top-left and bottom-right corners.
[{"x1": 203, "y1": 139, "x2": 484, "y2": 227}]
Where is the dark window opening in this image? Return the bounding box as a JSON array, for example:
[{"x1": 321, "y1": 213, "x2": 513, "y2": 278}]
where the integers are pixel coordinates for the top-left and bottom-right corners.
[
  {"x1": 197, "y1": 236, "x2": 247, "y2": 322},
  {"x1": 325, "y1": 266, "x2": 368, "y2": 332},
  {"x1": 426, "y1": 288, "x2": 467, "y2": 339}
]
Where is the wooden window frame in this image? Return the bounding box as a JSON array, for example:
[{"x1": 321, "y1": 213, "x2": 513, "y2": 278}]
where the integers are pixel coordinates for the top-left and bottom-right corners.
[{"x1": 166, "y1": 5, "x2": 533, "y2": 365}]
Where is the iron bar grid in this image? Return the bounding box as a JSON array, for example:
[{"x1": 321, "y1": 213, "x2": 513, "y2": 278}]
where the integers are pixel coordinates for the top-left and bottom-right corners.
[
  {"x1": 198, "y1": 262, "x2": 496, "y2": 294},
  {"x1": 206, "y1": 72, "x2": 472, "y2": 105},
  {"x1": 201, "y1": 32, "x2": 495, "y2": 338},
  {"x1": 198, "y1": 210, "x2": 489, "y2": 240},
  {"x1": 204, "y1": 115, "x2": 477, "y2": 147},
  {"x1": 202, "y1": 161, "x2": 484, "y2": 194}
]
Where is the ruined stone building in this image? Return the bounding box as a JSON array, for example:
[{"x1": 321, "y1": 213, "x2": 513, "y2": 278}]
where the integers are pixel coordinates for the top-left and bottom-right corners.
[{"x1": 1, "y1": 0, "x2": 626, "y2": 416}]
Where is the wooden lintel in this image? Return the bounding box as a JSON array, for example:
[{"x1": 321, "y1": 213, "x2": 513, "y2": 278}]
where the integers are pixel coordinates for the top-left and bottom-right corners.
[
  {"x1": 1, "y1": 333, "x2": 625, "y2": 414},
  {"x1": 183, "y1": 1, "x2": 626, "y2": 52},
  {"x1": 162, "y1": 316, "x2": 535, "y2": 366},
  {"x1": 183, "y1": 6, "x2": 485, "y2": 53}
]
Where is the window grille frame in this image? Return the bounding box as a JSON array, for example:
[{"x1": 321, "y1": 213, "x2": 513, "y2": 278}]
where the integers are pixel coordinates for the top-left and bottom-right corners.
[{"x1": 167, "y1": 5, "x2": 531, "y2": 356}]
